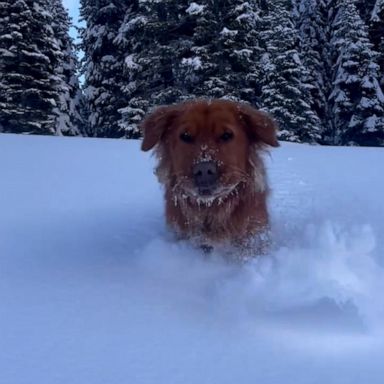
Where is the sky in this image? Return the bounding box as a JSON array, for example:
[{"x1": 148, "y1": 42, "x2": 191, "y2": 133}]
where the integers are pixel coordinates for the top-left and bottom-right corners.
[
  {"x1": 63, "y1": 0, "x2": 79, "y2": 23},
  {"x1": 63, "y1": 0, "x2": 81, "y2": 39}
]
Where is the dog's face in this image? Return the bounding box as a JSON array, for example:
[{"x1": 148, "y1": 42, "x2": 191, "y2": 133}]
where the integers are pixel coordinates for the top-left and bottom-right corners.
[{"x1": 141, "y1": 100, "x2": 278, "y2": 202}]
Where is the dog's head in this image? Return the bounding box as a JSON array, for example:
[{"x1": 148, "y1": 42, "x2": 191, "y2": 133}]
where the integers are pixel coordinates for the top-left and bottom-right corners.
[{"x1": 141, "y1": 99, "x2": 279, "y2": 202}]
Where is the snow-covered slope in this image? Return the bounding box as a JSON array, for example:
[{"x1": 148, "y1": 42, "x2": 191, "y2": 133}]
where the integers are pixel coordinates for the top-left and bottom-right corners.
[{"x1": 1, "y1": 133, "x2": 384, "y2": 384}]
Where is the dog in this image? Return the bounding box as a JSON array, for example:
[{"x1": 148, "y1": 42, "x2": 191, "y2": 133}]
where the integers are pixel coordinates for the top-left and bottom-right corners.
[{"x1": 140, "y1": 99, "x2": 279, "y2": 253}]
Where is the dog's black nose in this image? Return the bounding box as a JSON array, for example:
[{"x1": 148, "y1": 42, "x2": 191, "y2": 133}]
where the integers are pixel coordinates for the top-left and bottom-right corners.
[{"x1": 193, "y1": 161, "x2": 218, "y2": 193}]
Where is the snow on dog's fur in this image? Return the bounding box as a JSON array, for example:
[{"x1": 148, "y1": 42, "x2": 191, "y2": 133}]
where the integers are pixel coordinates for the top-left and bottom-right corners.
[{"x1": 141, "y1": 99, "x2": 279, "y2": 250}]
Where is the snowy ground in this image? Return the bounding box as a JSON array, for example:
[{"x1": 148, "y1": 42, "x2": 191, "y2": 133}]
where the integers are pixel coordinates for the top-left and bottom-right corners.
[{"x1": 1, "y1": 133, "x2": 384, "y2": 384}]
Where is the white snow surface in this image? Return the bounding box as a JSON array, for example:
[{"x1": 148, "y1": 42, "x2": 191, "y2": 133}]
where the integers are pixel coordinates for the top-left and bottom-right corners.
[{"x1": 1, "y1": 134, "x2": 384, "y2": 383}]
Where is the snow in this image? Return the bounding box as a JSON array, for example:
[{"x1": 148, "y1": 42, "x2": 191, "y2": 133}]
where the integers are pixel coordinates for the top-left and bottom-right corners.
[
  {"x1": 364, "y1": 114, "x2": 380, "y2": 132},
  {"x1": 181, "y1": 56, "x2": 202, "y2": 70},
  {"x1": 1, "y1": 134, "x2": 384, "y2": 384},
  {"x1": 0, "y1": 33, "x2": 13, "y2": 40},
  {"x1": 233, "y1": 48, "x2": 252, "y2": 59},
  {"x1": 124, "y1": 54, "x2": 140, "y2": 70},
  {"x1": 371, "y1": 0, "x2": 384, "y2": 22},
  {"x1": 20, "y1": 50, "x2": 50, "y2": 63},
  {"x1": 186, "y1": 2, "x2": 205, "y2": 15},
  {"x1": 377, "y1": 80, "x2": 384, "y2": 103},
  {"x1": 126, "y1": 16, "x2": 148, "y2": 31},
  {"x1": 101, "y1": 55, "x2": 115, "y2": 63},
  {"x1": 292, "y1": 52, "x2": 302, "y2": 65},
  {"x1": 0, "y1": 48, "x2": 16, "y2": 58},
  {"x1": 220, "y1": 27, "x2": 238, "y2": 37}
]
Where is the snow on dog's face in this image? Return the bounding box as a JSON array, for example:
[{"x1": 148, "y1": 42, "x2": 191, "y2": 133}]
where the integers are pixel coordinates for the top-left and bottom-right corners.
[{"x1": 141, "y1": 99, "x2": 278, "y2": 204}]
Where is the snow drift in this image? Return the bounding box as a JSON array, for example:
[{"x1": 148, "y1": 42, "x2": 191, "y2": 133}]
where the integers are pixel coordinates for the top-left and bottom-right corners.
[{"x1": 1, "y1": 134, "x2": 383, "y2": 384}]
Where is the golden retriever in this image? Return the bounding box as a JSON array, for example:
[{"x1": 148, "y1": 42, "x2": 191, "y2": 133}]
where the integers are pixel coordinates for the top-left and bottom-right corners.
[{"x1": 141, "y1": 99, "x2": 279, "y2": 251}]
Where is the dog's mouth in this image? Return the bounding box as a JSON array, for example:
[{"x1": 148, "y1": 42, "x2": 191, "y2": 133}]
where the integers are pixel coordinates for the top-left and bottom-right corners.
[
  {"x1": 180, "y1": 183, "x2": 240, "y2": 204},
  {"x1": 197, "y1": 186, "x2": 216, "y2": 196}
]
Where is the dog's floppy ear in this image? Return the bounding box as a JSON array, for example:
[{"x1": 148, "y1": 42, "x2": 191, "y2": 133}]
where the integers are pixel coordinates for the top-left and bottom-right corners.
[
  {"x1": 140, "y1": 105, "x2": 180, "y2": 151},
  {"x1": 238, "y1": 104, "x2": 279, "y2": 147}
]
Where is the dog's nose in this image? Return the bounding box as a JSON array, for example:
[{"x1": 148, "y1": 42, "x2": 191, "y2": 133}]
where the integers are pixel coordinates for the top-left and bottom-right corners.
[{"x1": 193, "y1": 161, "x2": 218, "y2": 193}]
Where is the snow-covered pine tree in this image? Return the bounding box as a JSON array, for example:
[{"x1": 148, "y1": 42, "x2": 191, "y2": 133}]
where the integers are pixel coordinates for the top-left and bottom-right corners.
[
  {"x1": 80, "y1": 0, "x2": 128, "y2": 137},
  {"x1": 116, "y1": 0, "x2": 193, "y2": 137},
  {"x1": 295, "y1": 0, "x2": 330, "y2": 142},
  {"x1": 117, "y1": 0, "x2": 263, "y2": 135},
  {"x1": 259, "y1": 0, "x2": 321, "y2": 143},
  {"x1": 329, "y1": 0, "x2": 384, "y2": 146},
  {"x1": 113, "y1": 3, "x2": 147, "y2": 138},
  {"x1": 0, "y1": 0, "x2": 61, "y2": 134},
  {"x1": 181, "y1": 0, "x2": 262, "y2": 104},
  {"x1": 51, "y1": 0, "x2": 84, "y2": 136},
  {"x1": 369, "y1": 0, "x2": 384, "y2": 88}
]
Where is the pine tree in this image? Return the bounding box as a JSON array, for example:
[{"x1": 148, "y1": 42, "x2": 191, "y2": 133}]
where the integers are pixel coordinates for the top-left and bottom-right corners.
[
  {"x1": 181, "y1": 0, "x2": 262, "y2": 104},
  {"x1": 77, "y1": 0, "x2": 384, "y2": 145},
  {"x1": 177, "y1": 1, "x2": 220, "y2": 98},
  {"x1": 79, "y1": 0, "x2": 128, "y2": 137},
  {"x1": 117, "y1": 0, "x2": 263, "y2": 137},
  {"x1": 369, "y1": 0, "x2": 384, "y2": 88},
  {"x1": 51, "y1": 0, "x2": 84, "y2": 136},
  {"x1": 0, "y1": 0, "x2": 61, "y2": 134},
  {"x1": 295, "y1": 0, "x2": 330, "y2": 141},
  {"x1": 116, "y1": 0, "x2": 193, "y2": 137},
  {"x1": 114, "y1": 2, "x2": 148, "y2": 138},
  {"x1": 259, "y1": 0, "x2": 321, "y2": 143},
  {"x1": 329, "y1": 0, "x2": 384, "y2": 146},
  {"x1": 0, "y1": 0, "x2": 82, "y2": 135}
]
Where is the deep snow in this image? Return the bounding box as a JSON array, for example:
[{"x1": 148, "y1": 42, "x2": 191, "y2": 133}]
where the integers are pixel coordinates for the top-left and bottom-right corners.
[{"x1": 1, "y1": 133, "x2": 384, "y2": 384}]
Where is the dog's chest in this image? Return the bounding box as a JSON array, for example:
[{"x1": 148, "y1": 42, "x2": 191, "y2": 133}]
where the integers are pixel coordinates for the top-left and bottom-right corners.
[{"x1": 183, "y1": 201, "x2": 235, "y2": 237}]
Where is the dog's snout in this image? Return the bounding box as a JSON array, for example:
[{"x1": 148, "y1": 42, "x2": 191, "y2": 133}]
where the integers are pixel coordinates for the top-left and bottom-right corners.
[{"x1": 193, "y1": 161, "x2": 218, "y2": 192}]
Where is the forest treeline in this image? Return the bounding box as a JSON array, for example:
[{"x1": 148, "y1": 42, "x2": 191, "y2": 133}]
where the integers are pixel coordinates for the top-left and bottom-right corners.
[{"x1": 1, "y1": 0, "x2": 383, "y2": 145}]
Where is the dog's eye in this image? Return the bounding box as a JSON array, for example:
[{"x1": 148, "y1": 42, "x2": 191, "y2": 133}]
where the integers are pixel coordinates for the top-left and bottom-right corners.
[
  {"x1": 220, "y1": 132, "x2": 234, "y2": 142},
  {"x1": 180, "y1": 132, "x2": 194, "y2": 143}
]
